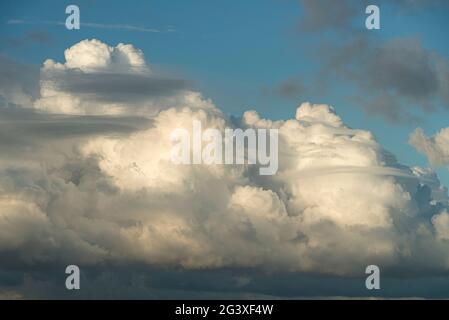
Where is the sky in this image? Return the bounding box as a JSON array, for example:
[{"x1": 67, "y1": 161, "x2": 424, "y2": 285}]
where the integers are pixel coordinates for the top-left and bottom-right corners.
[{"x1": 1, "y1": 0, "x2": 449, "y2": 299}]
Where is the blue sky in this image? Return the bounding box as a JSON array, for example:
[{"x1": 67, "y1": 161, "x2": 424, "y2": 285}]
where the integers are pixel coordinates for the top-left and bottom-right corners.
[{"x1": 1, "y1": 0, "x2": 449, "y2": 186}]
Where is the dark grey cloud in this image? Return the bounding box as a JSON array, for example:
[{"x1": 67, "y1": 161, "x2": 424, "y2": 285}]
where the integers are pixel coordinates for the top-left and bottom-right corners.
[
  {"x1": 263, "y1": 78, "x2": 308, "y2": 100},
  {"x1": 298, "y1": 0, "x2": 366, "y2": 33},
  {"x1": 322, "y1": 37, "x2": 449, "y2": 123},
  {"x1": 356, "y1": 39, "x2": 439, "y2": 101},
  {"x1": 2, "y1": 30, "x2": 51, "y2": 48},
  {"x1": 0, "y1": 105, "x2": 151, "y2": 137},
  {"x1": 289, "y1": 1, "x2": 449, "y2": 123},
  {"x1": 298, "y1": 0, "x2": 449, "y2": 33},
  {"x1": 3, "y1": 265, "x2": 449, "y2": 299},
  {"x1": 349, "y1": 92, "x2": 421, "y2": 124},
  {"x1": 0, "y1": 55, "x2": 39, "y2": 105},
  {"x1": 0, "y1": 103, "x2": 153, "y2": 156},
  {"x1": 47, "y1": 71, "x2": 190, "y2": 103}
]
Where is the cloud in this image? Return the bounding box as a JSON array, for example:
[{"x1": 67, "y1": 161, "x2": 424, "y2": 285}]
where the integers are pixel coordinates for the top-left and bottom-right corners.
[
  {"x1": 2, "y1": 31, "x2": 51, "y2": 48},
  {"x1": 2, "y1": 39, "x2": 449, "y2": 298},
  {"x1": 410, "y1": 127, "x2": 449, "y2": 166},
  {"x1": 34, "y1": 39, "x2": 192, "y2": 115},
  {"x1": 0, "y1": 290, "x2": 22, "y2": 300},
  {"x1": 6, "y1": 19, "x2": 167, "y2": 33},
  {"x1": 0, "y1": 104, "x2": 152, "y2": 158},
  {"x1": 51, "y1": 73, "x2": 189, "y2": 103},
  {"x1": 0, "y1": 55, "x2": 40, "y2": 107},
  {"x1": 298, "y1": 0, "x2": 366, "y2": 33},
  {"x1": 432, "y1": 210, "x2": 449, "y2": 241},
  {"x1": 297, "y1": 0, "x2": 449, "y2": 34},
  {"x1": 322, "y1": 36, "x2": 449, "y2": 122},
  {"x1": 264, "y1": 78, "x2": 308, "y2": 100},
  {"x1": 288, "y1": 1, "x2": 449, "y2": 123}
]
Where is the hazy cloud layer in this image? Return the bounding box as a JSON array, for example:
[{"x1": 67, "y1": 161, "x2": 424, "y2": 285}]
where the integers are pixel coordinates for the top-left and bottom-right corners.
[{"x1": 7, "y1": 19, "x2": 166, "y2": 33}]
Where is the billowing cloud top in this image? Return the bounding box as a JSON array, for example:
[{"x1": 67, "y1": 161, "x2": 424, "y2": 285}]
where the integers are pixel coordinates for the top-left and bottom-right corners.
[
  {"x1": 61, "y1": 39, "x2": 147, "y2": 71},
  {"x1": 34, "y1": 39, "x2": 193, "y2": 115}
]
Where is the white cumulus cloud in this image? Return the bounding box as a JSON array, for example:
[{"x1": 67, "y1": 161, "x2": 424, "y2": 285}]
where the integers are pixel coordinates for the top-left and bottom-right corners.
[
  {"x1": 1, "y1": 39, "x2": 449, "y2": 287},
  {"x1": 410, "y1": 127, "x2": 449, "y2": 166},
  {"x1": 33, "y1": 39, "x2": 196, "y2": 116}
]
